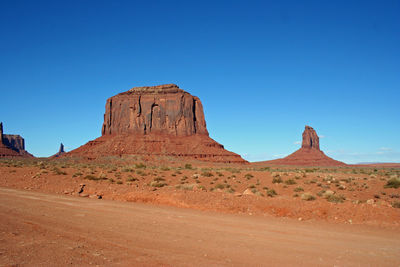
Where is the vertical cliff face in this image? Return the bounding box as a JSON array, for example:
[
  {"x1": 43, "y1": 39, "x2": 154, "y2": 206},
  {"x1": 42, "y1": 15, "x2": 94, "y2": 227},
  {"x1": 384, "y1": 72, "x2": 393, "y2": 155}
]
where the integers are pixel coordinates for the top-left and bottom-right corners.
[
  {"x1": 302, "y1": 126, "x2": 320, "y2": 150},
  {"x1": 2, "y1": 135, "x2": 25, "y2": 153},
  {"x1": 0, "y1": 122, "x2": 3, "y2": 145},
  {"x1": 68, "y1": 84, "x2": 247, "y2": 163},
  {"x1": 51, "y1": 143, "x2": 65, "y2": 158},
  {"x1": 101, "y1": 84, "x2": 208, "y2": 137},
  {"x1": 0, "y1": 122, "x2": 33, "y2": 158}
]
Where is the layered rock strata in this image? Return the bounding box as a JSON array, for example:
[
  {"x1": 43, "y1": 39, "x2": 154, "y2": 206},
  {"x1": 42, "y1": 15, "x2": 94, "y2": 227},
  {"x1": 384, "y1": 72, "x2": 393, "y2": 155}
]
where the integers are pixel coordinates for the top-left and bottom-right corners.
[
  {"x1": 67, "y1": 84, "x2": 246, "y2": 163},
  {"x1": 0, "y1": 122, "x2": 33, "y2": 157}
]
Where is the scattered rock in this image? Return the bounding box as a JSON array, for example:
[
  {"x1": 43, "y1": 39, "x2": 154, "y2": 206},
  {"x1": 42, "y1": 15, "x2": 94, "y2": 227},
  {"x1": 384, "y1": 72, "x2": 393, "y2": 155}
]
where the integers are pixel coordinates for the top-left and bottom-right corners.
[
  {"x1": 78, "y1": 184, "x2": 85, "y2": 194},
  {"x1": 243, "y1": 188, "x2": 255, "y2": 196},
  {"x1": 366, "y1": 199, "x2": 375, "y2": 205}
]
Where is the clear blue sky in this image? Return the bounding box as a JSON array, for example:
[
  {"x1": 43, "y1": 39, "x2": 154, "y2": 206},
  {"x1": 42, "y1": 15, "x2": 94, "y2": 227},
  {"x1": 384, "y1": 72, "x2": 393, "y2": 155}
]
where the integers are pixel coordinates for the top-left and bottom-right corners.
[{"x1": 1, "y1": 0, "x2": 399, "y2": 163}]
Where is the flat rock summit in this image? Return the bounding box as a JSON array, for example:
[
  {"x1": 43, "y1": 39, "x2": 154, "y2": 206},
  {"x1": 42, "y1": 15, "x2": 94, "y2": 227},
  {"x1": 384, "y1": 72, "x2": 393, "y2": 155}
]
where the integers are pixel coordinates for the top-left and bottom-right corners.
[
  {"x1": 263, "y1": 126, "x2": 345, "y2": 166},
  {"x1": 68, "y1": 84, "x2": 247, "y2": 163},
  {"x1": 0, "y1": 122, "x2": 33, "y2": 158}
]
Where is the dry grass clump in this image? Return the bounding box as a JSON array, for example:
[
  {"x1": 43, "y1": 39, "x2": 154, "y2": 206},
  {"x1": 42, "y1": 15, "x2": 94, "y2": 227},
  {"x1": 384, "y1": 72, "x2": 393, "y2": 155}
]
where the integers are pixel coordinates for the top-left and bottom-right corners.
[
  {"x1": 266, "y1": 189, "x2": 277, "y2": 197},
  {"x1": 301, "y1": 193, "x2": 316, "y2": 201},
  {"x1": 326, "y1": 194, "x2": 346, "y2": 203},
  {"x1": 385, "y1": 177, "x2": 400, "y2": 189},
  {"x1": 202, "y1": 171, "x2": 214, "y2": 177},
  {"x1": 244, "y1": 173, "x2": 254, "y2": 180},
  {"x1": 52, "y1": 167, "x2": 67, "y2": 175},
  {"x1": 392, "y1": 201, "x2": 400, "y2": 208},
  {"x1": 272, "y1": 177, "x2": 283, "y2": 184},
  {"x1": 84, "y1": 175, "x2": 107, "y2": 181},
  {"x1": 294, "y1": 187, "x2": 304, "y2": 192},
  {"x1": 284, "y1": 179, "x2": 296, "y2": 185},
  {"x1": 184, "y1": 163, "x2": 193, "y2": 169},
  {"x1": 127, "y1": 176, "x2": 138, "y2": 182}
]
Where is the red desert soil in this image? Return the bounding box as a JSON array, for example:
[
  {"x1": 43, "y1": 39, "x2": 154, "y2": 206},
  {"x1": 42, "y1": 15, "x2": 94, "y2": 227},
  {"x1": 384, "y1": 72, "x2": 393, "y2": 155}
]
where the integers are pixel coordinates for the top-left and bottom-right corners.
[
  {"x1": 1, "y1": 159, "x2": 399, "y2": 227},
  {"x1": 1, "y1": 187, "x2": 400, "y2": 266}
]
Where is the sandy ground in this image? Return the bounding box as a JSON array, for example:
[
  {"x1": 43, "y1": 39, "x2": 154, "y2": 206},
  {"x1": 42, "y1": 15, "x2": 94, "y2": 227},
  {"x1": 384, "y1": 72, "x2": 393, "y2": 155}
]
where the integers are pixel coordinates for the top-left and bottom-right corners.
[
  {"x1": 1, "y1": 187, "x2": 400, "y2": 266},
  {"x1": 1, "y1": 160, "x2": 399, "y2": 227}
]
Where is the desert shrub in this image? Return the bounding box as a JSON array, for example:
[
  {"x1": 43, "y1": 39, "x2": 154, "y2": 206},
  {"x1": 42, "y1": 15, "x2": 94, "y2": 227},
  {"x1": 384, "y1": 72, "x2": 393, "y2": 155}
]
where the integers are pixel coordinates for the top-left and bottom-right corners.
[
  {"x1": 150, "y1": 180, "x2": 167, "y2": 187},
  {"x1": 135, "y1": 163, "x2": 146, "y2": 169},
  {"x1": 266, "y1": 189, "x2": 277, "y2": 197},
  {"x1": 202, "y1": 171, "x2": 214, "y2": 177},
  {"x1": 116, "y1": 181, "x2": 123, "y2": 185},
  {"x1": 99, "y1": 172, "x2": 107, "y2": 180},
  {"x1": 301, "y1": 193, "x2": 316, "y2": 201},
  {"x1": 160, "y1": 166, "x2": 170, "y2": 171},
  {"x1": 52, "y1": 167, "x2": 67, "y2": 175},
  {"x1": 72, "y1": 172, "x2": 83, "y2": 178},
  {"x1": 136, "y1": 170, "x2": 147, "y2": 176},
  {"x1": 294, "y1": 187, "x2": 304, "y2": 192},
  {"x1": 248, "y1": 184, "x2": 256, "y2": 189},
  {"x1": 244, "y1": 173, "x2": 254, "y2": 180},
  {"x1": 272, "y1": 177, "x2": 283, "y2": 184},
  {"x1": 84, "y1": 175, "x2": 98, "y2": 181},
  {"x1": 284, "y1": 179, "x2": 297, "y2": 185},
  {"x1": 392, "y1": 201, "x2": 400, "y2": 208},
  {"x1": 305, "y1": 168, "x2": 317, "y2": 173},
  {"x1": 176, "y1": 184, "x2": 195, "y2": 190},
  {"x1": 184, "y1": 163, "x2": 193, "y2": 169},
  {"x1": 214, "y1": 183, "x2": 226, "y2": 189},
  {"x1": 127, "y1": 176, "x2": 138, "y2": 182},
  {"x1": 121, "y1": 167, "x2": 134, "y2": 172},
  {"x1": 216, "y1": 171, "x2": 224, "y2": 177},
  {"x1": 385, "y1": 177, "x2": 400, "y2": 189},
  {"x1": 327, "y1": 194, "x2": 345, "y2": 203}
]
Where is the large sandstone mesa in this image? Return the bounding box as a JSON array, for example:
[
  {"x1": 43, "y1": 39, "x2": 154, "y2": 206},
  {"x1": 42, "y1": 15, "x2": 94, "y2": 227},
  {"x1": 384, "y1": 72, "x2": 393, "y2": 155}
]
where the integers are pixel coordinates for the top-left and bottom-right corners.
[
  {"x1": 102, "y1": 84, "x2": 208, "y2": 137},
  {"x1": 67, "y1": 84, "x2": 247, "y2": 163},
  {"x1": 0, "y1": 122, "x2": 33, "y2": 158},
  {"x1": 261, "y1": 126, "x2": 345, "y2": 166}
]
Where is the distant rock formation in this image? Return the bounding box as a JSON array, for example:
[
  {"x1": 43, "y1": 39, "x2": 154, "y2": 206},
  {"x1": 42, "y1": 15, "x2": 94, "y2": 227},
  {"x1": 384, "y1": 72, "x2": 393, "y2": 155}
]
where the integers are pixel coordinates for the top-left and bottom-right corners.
[
  {"x1": 260, "y1": 126, "x2": 345, "y2": 166},
  {"x1": 302, "y1": 126, "x2": 320, "y2": 150},
  {"x1": 0, "y1": 122, "x2": 33, "y2": 158},
  {"x1": 51, "y1": 143, "x2": 66, "y2": 158},
  {"x1": 67, "y1": 84, "x2": 247, "y2": 163}
]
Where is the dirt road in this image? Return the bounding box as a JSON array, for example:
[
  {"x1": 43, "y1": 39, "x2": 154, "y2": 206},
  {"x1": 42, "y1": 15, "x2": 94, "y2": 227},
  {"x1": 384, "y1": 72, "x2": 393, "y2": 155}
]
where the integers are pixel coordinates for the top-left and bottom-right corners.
[{"x1": 1, "y1": 187, "x2": 399, "y2": 266}]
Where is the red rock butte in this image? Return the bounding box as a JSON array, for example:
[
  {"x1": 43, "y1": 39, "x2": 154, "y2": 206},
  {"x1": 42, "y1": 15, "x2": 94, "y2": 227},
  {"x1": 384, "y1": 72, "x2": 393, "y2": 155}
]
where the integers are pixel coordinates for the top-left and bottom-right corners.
[
  {"x1": 67, "y1": 84, "x2": 247, "y2": 163},
  {"x1": 0, "y1": 122, "x2": 33, "y2": 158},
  {"x1": 262, "y1": 126, "x2": 346, "y2": 166}
]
